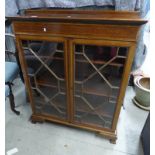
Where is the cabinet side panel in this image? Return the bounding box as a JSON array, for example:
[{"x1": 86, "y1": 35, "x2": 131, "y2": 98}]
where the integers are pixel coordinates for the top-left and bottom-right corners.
[
  {"x1": 111, "y1": 44, "x2": 136, "y2": 131},
  {"x1": 15, "y1": 36, "x2": 36, "y2": 113}
]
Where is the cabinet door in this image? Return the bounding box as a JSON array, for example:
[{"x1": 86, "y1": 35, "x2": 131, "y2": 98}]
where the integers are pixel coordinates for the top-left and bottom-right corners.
[
  {"x1": 71, "y1": 39, "x2": 132, "y2": 129},
  {"x1": 19, "y1": 37, "x2": 69, "y2": 121}
]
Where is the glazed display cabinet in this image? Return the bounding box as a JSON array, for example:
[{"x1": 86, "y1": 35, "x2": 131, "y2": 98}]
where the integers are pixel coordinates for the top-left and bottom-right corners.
[{"x1": 7, "y1": 9, "x2": 147, "y2": 143}]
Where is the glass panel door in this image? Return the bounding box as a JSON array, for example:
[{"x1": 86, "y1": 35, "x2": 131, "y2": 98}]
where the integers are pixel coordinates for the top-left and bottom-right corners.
[
  {"x1": 21, "y1": 39, "x2": 67, "y2": 120},
  {"x1": 73, "y1": 43, "x2": 128, "y2": 129}
]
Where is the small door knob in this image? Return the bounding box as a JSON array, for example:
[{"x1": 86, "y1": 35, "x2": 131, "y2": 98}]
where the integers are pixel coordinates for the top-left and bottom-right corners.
[{"x1": 43, "y1": 27, "x2": 47, "y2": 32}]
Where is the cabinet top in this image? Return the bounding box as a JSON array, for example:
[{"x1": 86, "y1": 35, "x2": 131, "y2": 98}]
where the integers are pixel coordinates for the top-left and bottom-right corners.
[{"x1": 6, "y1": 9, "x2": 147, "y2": 26}]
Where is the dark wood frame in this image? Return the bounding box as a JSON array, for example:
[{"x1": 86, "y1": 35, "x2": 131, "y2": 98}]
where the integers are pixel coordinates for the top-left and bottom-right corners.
[{"x1": 8, "y1": 9, "x2": 147, "y2": 143}]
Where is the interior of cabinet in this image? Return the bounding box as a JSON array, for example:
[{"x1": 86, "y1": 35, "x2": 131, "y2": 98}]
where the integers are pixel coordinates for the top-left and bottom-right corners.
[
  {"x1": 21, "y1": 40, "x2": 68, "y2": 120},
  {"x1": 73, "y1": 43, "x2": 128, "y2": 129},
  {"x1": 21, "y1": 39, "x2": 128, "y2": 129}
]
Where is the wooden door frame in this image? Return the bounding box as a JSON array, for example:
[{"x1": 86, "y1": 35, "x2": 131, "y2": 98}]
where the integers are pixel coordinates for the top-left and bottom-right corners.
[
  {"x1": 15, "y1": 33, "x2": 136, "y2": 134},
  {"x1": 68, "y1": 38, "x2": 136, "y2": 132},
  {"x1": 15, "y1": 34, "x2": 71, "y2": 122}
]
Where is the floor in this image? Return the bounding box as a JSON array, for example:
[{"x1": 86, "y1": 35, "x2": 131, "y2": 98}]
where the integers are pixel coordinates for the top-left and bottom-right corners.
[{"x1": 5, "y1": 78, "x2": 149, "y2": 155}]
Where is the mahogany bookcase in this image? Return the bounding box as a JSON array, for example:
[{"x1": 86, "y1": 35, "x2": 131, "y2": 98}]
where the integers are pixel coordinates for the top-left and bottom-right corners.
[{"x1": 7, "y1": 9, "x2": 147, "y2": 143}]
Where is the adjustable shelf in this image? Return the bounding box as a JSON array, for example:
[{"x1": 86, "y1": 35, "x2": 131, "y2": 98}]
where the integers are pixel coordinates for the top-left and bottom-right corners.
[{"x1": 29, "y1": 49, "x2": 125, "y2": 67}]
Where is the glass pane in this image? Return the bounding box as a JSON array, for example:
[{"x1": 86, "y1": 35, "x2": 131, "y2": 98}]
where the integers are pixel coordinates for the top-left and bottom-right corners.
[
  {"x1": 74, "y1": 44, "x2": 128, "y2": 129},
  {"x1": 22, "y1": 40, "x2": 67, "y2": 120}
]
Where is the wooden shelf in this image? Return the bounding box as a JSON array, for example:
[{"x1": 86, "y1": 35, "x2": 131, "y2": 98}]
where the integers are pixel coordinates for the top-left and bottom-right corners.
[
  {"x1": 33, "y1": 79, "x2": 117, "y2": 99},
  {"x1": 34, "y1": 95, "x2": 113, "y2": 119},
  {"x1": 75, "y1": 58, "x2": 124, "y2": 67},
  {"x1": 36, "y1": 55, "x2": 124, "y2": 67}
]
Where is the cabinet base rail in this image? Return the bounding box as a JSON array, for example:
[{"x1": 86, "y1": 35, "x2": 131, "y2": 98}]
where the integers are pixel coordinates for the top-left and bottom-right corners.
[{"x1": 30, "y1": 114, "x2": 117, "y2": 143}]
